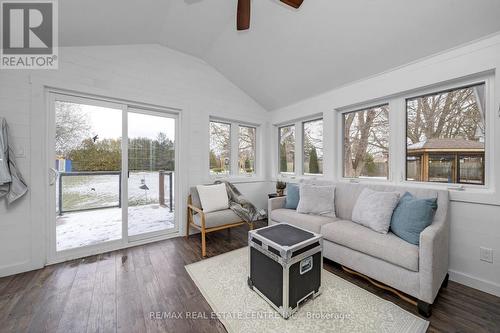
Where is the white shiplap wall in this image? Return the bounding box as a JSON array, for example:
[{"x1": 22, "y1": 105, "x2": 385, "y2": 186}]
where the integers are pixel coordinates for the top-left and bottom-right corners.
[{"x1": 0, "y1": 44, "x2": 272, "y2": 276}]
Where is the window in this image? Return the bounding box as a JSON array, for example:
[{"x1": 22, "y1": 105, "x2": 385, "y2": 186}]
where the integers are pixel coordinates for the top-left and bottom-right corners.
[
  {"x1": 406, "y1": 83, "x2": 485, "y2": 185},
  {"x1": 209, "y1": 119, "x2": 259, "y2": 177},
  {"x1": 279, "y1": 125, "x2": 295, "y2": 173},
  {"x1": 239, "y1": 125, "x2": 256, "y2": 174},
  {"x1": 209, "y1": 121, "x2": 231, "y2": 175},
  {"x1": 343, "y1": 105, "x2": 389, "y2": 179},
  {"x1": 303, "y1": 119, "x2": 323, "y2": 174}
]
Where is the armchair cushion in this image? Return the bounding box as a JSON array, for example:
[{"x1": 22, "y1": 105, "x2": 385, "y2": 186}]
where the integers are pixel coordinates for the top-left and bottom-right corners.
[
  {"x1": 193, "y1": 209, "x2": 242, "y2": 228},
  {"x1": 196, "y1": 183, "x2": 229, "y2": 213},
  {"x1": 190, "y1": 187, "x2": 202, "y2": 210}
]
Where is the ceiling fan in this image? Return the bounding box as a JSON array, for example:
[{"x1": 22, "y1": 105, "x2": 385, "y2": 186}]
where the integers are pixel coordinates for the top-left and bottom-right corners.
[{"x1": 237, "y1": 0, "x2": 304, "y2": 31}]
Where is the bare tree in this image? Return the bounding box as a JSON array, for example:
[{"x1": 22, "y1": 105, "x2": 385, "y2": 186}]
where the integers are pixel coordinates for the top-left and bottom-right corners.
[
  {"x1": 344, "y1": 106, "x2": 388, "y2": 177},
  {"x1": 303, "y1": 120, "x2": 323, "y2": 173},
  {"x1": 279, "y1": 126, "x2": 295, "y2": 172},
  {"x1": 343, "y1": 86, "x2": 484, "y2": 178},
  {"x1": 55, "y1": 102, "x2": 91, "y2": 157},
  {"x1": 407, "y1": 87, "x2": 483, "y2": 144},
  {"x1": 209, "y1": 122, "x2": 231, "y2": 156},
  {"x1": 209, "y1": 121, "x2": 231, "y2": 172},
  {"x1": 238, "y1": 126, "x2": 256, "y2": 172}
]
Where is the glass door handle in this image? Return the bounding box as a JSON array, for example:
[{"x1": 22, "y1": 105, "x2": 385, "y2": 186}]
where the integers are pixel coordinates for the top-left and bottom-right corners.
[{"x1": 48, "y1": 168, "x2": 59, "y2": 186}]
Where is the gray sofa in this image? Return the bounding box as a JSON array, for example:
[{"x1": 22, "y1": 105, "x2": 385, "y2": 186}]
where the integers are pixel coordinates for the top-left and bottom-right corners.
[{"x1": 268, "y1": 181, "x2": 449, "y2": 316}]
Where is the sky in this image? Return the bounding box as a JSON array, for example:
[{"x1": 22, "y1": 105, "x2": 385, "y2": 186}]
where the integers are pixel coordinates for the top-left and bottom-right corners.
[{"x1": 81, "y1": 104, "x2": 175, "y2": 141}]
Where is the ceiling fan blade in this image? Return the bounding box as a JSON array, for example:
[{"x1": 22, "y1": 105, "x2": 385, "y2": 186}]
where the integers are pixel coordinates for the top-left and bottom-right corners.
[
  {"x1": 280, "y1": 0, "x2": 304, "y2": 9},
  {"x1": 237, "y1": 0, "x2": 251, "y2": 30}
]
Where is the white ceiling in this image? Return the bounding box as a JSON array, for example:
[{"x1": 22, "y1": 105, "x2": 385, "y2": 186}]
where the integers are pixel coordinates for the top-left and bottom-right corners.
[{"x1": 60, "y1": 0, "x2": 500, "y2": 110}]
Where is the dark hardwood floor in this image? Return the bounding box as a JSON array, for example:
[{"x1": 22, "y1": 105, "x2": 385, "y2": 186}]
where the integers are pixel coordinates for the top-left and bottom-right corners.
[{"x1": 0, "y1": 220, "x2": 499, "y2": 333}]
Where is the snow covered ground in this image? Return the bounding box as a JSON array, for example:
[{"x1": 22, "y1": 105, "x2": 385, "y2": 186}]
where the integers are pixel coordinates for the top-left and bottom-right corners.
[
  {"x1": 56, "y1": 204, "x2": 175, "y2": 251},
  {"x1": 58, "y1": 171, "x2": 174, "y2": 212}
]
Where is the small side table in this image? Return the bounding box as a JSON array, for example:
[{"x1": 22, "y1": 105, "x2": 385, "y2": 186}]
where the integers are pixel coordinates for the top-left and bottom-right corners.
[{"x1": 268, "y1": 193, "x2": 285, "y2": 199}]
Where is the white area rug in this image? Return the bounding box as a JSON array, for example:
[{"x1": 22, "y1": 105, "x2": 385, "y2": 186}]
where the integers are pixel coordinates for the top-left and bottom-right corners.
[{"x1": 185, "y1": 247, "x2": 429, "y2": 333}]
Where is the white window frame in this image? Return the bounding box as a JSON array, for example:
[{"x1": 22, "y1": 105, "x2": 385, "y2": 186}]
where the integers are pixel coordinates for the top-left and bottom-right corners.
[
  {"x1": 276, "y1": 115, "x2": 324, "y2": 178},
  {"x1": 334, "y1": 72, "x2": 496, "y2": 204},
  {"x1": 400, "y1": 78, "x2": 492, "y2": 191},
  {"x1": 278, "y1": 123, "x2": 297, "y2": 175},
  {"x1": 209, "y1": 120, "x2": 233, "y2": 176},
  {"x1": 209, "y1": 117, "x2": 260, "y2": 180},
  {"x1": 337, "y1": 103, "x2": 392, "y2": 183},
  {"x1": 302, "y1": 118, "x2": 324, "y2": 176},
  {"x1": 46, "y1": 91, "x2": 181, "y2": 264},
  {"x1": 238, "y1": 124, "x2": 258, "y2": 176}
]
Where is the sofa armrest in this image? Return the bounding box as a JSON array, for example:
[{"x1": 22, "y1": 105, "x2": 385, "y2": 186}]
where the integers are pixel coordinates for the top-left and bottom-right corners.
[
  {"x1": 418, "y1": 216, "x2": 449, "y2": 303},
  {"x1": 268, "y1": 196, "x2": 286, "y2": 212},
  {"x1": 268, "y1": 196, "x2": 286, "y2": 224}
]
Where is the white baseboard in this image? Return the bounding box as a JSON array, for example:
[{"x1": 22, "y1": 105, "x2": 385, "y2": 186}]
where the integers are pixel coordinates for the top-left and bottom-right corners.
[
  {"x1": 448, "y1": 269, "x2": 500, "y2": 297},
  {"x1": 0, "y1": 260, "x2": 43, "y2": 278}
]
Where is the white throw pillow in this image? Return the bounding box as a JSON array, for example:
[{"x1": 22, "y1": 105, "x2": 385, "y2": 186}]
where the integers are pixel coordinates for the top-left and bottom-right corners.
[
  {"x1": 296, "y1": 184, "x2": 336, "y2": 217},
  {"x1": 196, "y1": 183, "x2": 229, "y2": 213},
  {"x1": 351, "y1": 188, "x2": 400, "y2": 234}
]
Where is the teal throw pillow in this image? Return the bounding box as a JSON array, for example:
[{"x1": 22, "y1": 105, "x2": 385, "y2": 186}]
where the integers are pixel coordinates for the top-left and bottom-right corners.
[
  {"x1": 284, "y1": 183, "x2": 300, "y2": 209},
  {"x1": 390, "y1": 192, "x2": 437, "y2": 245}
]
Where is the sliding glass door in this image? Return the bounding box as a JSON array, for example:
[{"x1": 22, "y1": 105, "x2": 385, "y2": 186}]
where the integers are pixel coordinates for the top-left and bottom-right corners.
[
  {"x1": 127, "y1": 110, "x2": 176, "y2": 238},
  {"x1": 49, "y1": 93, "x2": 177, "y2": 260}
]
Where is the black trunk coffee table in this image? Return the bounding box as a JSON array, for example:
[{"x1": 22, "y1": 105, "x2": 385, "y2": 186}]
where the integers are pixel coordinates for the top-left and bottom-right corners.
[{"x1": 247, "y1": 223, "x2": 323, "y2": 319}]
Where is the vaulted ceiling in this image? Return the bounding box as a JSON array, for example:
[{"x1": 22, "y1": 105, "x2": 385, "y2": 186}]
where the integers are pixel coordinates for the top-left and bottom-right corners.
[{"x1": 60, "y1": 0, "x2": 500, "y2": 110}]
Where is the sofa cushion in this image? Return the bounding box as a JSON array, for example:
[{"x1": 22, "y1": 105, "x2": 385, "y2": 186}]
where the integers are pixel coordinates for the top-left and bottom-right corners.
[
  {"x1": 193, "y1": 209, "x2": 242, "y2": 228},
  {"x1": 190, "y1": 186, "x2": 202, "y2": 209},
  {"x1": 270, "y1": 208, "x2": 337, "y2": 233},
  {"x1": 321, "y1": 220, "x2": 419, "y2": 271}
]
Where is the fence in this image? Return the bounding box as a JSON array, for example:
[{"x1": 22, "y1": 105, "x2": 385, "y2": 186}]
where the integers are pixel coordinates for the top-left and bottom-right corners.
[{"x1": 159, "y1": 171, "x2": 173, "y2": 212}]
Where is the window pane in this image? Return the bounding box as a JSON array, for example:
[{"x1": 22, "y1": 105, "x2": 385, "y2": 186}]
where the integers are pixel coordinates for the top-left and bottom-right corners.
[
  {"x1": 406, "y1": 84, "x2": 485, "y2": 185},
  {"x1": 459, "y1": 155, "x2": 484, "y2": 184},
  {"x1": 303, "y1": 119, "x2": 323, "y2": 174},
  {"x1": 209, "y1": 121, "x2": 231, "y2": 175},
  {"x1": 239, "y1": 126, "x2": 256, "y2": 174},
  {"x1": 55, "y1": 101, "x2": 123, "y2": 251},
  {"x1": 428, "y1": 155, "x2": 455, "y2": 183},
  {"x1": 343, "y1": 105, "x2": 389, "y2": 178},
  {"x1": 279, "y1": 125, "x2": 295, "y2": 173},
  {"x1": 406, "y1": 155, "x2": 422, "y2": 181}
]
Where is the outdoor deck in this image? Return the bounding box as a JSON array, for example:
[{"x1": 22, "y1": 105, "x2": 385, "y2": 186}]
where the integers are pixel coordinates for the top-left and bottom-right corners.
[
  {"x1": 55, "y1": 171, "x2": 175, "y2": 251},
  {"x1": 56, "y1": 204, "x2": 175, "y2": 251}
]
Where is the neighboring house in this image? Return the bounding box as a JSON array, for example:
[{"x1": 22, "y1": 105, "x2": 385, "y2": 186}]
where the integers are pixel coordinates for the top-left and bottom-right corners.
[{"x1": 407, "y1": 138, "x2": 485, "y2": 185}]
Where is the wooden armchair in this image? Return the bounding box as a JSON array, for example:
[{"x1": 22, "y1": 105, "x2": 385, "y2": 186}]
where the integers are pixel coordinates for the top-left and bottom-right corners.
[{"x1": 186, "y1": 189, "x2": 253, "y2": 257}]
